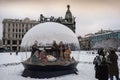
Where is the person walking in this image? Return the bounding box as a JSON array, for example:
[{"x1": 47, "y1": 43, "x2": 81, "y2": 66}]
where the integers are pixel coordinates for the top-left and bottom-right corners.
[
  {"x1": 107, "y1": 49, "x2": 120, "y2": 80},
  {"x1": 93, "y1": 48, "x2": 109, "y2": 80}
]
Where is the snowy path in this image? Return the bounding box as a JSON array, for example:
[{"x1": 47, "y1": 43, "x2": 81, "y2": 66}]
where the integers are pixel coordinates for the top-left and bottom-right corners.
[{"x1": 0, "y1": 51, "x2": 119, "y2": 80}]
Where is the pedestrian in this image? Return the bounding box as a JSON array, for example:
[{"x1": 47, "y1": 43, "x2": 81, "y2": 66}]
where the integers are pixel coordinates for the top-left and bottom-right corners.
[
  {"x1": 93, "y1": 48, "x2": 109, "y2": 80},
  {"x1": 10, "y1": 52, "x2": 12, "y2": 55},
  {"x1": 16, "y1": 50, "x2": 18, "y2": 55},
  {"x1": 107, "y1": 49, "x2": 120, "y2": 80}
]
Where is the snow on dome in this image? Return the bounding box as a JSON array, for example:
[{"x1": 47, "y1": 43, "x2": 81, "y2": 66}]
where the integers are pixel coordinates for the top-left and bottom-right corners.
[{"x1": 21, "y1": 22, "x2": 80, "y2": 50}]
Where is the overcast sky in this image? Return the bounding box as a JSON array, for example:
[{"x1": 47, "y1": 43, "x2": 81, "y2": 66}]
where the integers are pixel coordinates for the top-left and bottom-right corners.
[{"x1": 0, "y1": 0, "x2": 120, "y2": 39}]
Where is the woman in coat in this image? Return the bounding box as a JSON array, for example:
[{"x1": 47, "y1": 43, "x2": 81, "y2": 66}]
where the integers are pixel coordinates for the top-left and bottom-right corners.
[
  {"x1": 107, "y1": 50, "x2": 119, "y2": 80},
  {"x1": 93, "y1": 48, "x2": 109, "y2": 80}
]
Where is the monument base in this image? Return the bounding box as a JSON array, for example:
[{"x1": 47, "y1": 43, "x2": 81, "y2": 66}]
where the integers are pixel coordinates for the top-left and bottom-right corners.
[{"x1": 22, "y1": 69, "x2": 78, "y2": 78}]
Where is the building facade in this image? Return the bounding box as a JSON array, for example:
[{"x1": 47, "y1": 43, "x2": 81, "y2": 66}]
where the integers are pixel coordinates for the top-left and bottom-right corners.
[
  {"x1": 2, "y1": 18, "x2": 39, "y2": 51},
  {"x1": 90, "y1": 30, "x2": 120, "y2": 49},
  {"x1": 78, "y1": 30, "x2": 120, "y2": 50},
  {"x1": 78, "y1": 33, "x2": 93, "y2": 50},
  {"x1": 38, "y1": 5, "x2": 76, "y2": 33},
  {"x1": 0, "y1": 39, "x2": 4, "y2": 52},
  {"x1": 2, "y1": 5, "x2": 76, "y2": 51},
  {"x1": 78, "y1": 37, "x2": 91, "y2": 50}
]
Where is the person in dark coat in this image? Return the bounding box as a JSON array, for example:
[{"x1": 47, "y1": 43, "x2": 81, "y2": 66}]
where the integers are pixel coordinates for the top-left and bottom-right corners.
[
  {"x1": 51, "y1": 40, "x2": 59, "y2": 58},
  {"x1": 107, "y1": 49, "x2": 120, "y2": 80},
  {"x1": 16, "y1": 50, "x2": 19, "y2": 55},
  {"x1": 93, "y1": 48, "x2": 109, "y2": 80},
  {"x1": 31, "y1": 41, "x2": 39, "y2": 57}
]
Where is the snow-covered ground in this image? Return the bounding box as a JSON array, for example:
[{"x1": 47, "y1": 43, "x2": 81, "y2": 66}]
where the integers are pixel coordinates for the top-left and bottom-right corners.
[{"x1": 0, "y1": 51, "x2": 120, "y2": 80}]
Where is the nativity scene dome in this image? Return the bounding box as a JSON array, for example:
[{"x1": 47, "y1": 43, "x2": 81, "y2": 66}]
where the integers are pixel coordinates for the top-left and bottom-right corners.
[
  {"x1": 21, "y1": 22, "x2": 80, "y2": 78},
  {"x1": 21, "y1": 22, "x2": 80, "y2": 51}
]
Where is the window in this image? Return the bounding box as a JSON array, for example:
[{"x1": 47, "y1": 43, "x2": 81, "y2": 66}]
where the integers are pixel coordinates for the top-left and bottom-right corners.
[
  {"x1": 19, "y1": 29, "x2": 21, "y2": 32},
  {"x1": 16, "y1": 34, "x2": 17, "y2": 38},
  {"x1": 19, "y1": 40, "x2": 21, "y2": 44},
  {"x1": 7, "y1": 40, "x2": 10, "y2": 44},
  {"x1": 26, "y1": 26, "x2": 28, "y2": 31},
  {"x1": 12, "y1": 40, "x2": 17, "y2": 44},
  {"x1": 13, "y1": 28, "x2": 14, "y2": 32},
  {"x1": 22, "y1": 24, "x2": 24, "y2": 27},
  {"x1": 26, "y1": 24, "x2": 28, "y2": 27},
  {"x1": 8, "y1": 23, "x2": 10, "y2": 26},
  {"x1": 22, "y1": 34, "x2": 24, "y2": 38},
  {"x1": 12, "y1": 46, "x2": 17, "y2": 51},
  {"x1": 8, "y1": 28, "x2": 10, "y2": 32}
]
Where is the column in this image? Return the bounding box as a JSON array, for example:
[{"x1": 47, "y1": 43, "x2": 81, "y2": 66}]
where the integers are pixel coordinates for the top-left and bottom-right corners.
[
  {"x1": 10, "y1": 40, "x2": 12, "y2": 51},
  {"x1": 17, "y1": 40, "x2": 19, "y2": 51}
]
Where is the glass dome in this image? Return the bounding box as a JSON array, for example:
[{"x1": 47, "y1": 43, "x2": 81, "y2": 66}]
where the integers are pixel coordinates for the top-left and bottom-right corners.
[
  {"x1": 21, "y1": 22, "x2": 80, "y2": 51},
  {"x1": 20, "y1": 22, "x2": 80, "y2": 62}
]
